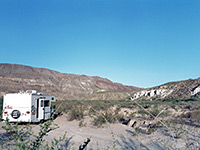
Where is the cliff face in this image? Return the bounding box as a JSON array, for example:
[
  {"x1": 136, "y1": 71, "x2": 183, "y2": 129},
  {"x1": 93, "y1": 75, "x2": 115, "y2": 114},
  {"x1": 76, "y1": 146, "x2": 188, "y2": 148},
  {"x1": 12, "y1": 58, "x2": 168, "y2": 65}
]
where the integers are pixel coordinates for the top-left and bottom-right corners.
[
  {"x1": 0, "y1": 63, "x2": 140, "y2": 100},
  {"x1": 131, "y1": 78, "x2": 200, "y2": 100}
]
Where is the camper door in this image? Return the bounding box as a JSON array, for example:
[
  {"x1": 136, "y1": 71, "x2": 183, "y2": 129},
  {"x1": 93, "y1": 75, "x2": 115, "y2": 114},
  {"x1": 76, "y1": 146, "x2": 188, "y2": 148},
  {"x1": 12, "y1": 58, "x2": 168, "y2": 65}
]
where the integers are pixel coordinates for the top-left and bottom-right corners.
[{"x1": 39, "y1": 99, "x2": 51, "y2": 121}]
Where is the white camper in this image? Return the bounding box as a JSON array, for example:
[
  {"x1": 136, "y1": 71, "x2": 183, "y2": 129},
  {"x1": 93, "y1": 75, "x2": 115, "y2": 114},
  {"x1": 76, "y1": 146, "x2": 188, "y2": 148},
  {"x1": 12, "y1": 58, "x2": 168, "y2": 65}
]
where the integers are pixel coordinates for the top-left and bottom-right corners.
[{"x1": 2, "y1": 90, "x2": 56, "y2": 123}]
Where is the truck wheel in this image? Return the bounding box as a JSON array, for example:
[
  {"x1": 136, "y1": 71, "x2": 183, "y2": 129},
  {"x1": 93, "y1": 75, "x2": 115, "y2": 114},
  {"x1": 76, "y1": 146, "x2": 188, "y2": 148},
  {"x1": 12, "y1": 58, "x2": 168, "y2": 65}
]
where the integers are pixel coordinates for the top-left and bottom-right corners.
[
  {"x1": 11, "y1": 110, "x2": 21, "y2": 119},
  {"x1": 40, "y1": 119, "x2": 44, "y2": 124}
]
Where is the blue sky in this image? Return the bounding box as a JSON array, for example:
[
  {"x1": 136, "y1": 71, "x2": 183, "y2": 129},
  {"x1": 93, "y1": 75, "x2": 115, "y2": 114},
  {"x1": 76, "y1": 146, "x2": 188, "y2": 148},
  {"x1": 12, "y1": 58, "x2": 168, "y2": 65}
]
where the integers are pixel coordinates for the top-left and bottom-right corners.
[{"x1": 0, "y1": 0, "x2": 200, "y2": 88}]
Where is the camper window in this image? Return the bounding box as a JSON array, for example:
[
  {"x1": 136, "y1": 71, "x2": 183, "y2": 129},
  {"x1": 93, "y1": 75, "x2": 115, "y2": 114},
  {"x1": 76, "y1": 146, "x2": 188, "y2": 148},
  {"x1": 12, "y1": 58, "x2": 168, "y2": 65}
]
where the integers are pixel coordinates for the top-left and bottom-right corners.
[
  {"x1": 41, "y1": 100, "x2": 44, "y2": 107},
  {"x1": 44, "y1": 100, "x2": 50, "y2": 107}
]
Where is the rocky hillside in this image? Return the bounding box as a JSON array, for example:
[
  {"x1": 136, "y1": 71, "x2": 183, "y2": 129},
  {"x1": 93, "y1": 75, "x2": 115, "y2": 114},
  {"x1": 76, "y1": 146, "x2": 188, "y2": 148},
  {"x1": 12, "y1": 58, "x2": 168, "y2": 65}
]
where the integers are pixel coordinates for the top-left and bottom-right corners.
[
  {"x1": 131, "y1": 78, "x2": 200, "y2": 100},
  {"x1": 0, "y1": 63, "x2": 139, "y2": 100}
]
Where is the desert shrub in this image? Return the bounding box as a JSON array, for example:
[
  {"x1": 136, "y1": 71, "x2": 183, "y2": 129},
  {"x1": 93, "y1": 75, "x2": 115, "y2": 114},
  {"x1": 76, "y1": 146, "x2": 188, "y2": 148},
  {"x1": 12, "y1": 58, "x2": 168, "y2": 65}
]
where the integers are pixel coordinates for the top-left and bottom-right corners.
[
  {"x1": 137, "y1": 108, "x2": 148, "y2": 115},
  {"x1": 159, "y1": 110, "x2": 171, "y2": 118},
  {"x1": 114, "y1": 112, "x2": 126, "y2": 124},
  {"x1": 92, "y1": 110, "x2": 117, "y2": 127},
  {"x1": 68, "y1": 106, "x2": 85, "y2": 121},
  {"x1": 142, "y1": 104, "x2": 150, "y2": 109},
  {"x1": 173, "y1": 126, "x2": 185, "y2": 139},
  {"x1": 146, "y1": 122, "x2": 161, "y2": 134},
  {"x1": 117, "y1": 101, "x2": 136, "y2": 109},
  {"x1": 127, "y1": 112, "x2": 136, "y2": 119},
  {"x1": 149, "y1": 107, "x2": 160, "y2": 117},
  {"x1": 134, "y1": 126, "x2": 141, "y2": 134},
  {"x1": 179, "y1": 110, "x2": 200, "y2": 125},
  {"x1": 1, "y1": 118, "x2": 66, "y2": 150},
  {"x1": 137, "y1": 105, "x2": 161, "y2": 118},
  {"x1": 79, "y1": 120, "x2": 87, "y2": 127}
]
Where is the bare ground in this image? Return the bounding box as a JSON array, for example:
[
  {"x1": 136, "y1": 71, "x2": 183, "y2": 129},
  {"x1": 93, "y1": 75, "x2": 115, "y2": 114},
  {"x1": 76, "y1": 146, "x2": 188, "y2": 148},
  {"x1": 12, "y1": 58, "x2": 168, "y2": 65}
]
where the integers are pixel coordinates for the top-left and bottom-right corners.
[{"x1": 1, "y1": 113, "x2": 199, "y2": 150}]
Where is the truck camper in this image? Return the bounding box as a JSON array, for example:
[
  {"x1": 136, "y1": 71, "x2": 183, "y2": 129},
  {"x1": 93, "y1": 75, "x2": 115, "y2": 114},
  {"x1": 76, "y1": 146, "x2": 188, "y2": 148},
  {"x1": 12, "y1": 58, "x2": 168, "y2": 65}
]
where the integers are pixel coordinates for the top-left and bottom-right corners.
[{"x1": 3, "y1": 90, "x2": 56, "y2": 123}]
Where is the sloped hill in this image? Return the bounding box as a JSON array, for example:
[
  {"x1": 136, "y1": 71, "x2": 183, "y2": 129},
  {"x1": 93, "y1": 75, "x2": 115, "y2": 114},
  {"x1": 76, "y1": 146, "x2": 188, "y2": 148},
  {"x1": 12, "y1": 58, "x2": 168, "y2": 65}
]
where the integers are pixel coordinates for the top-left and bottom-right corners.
[
  {"x1": 131, "y1": 78, "x2": 200, "y2": 100},
  {"x1": 0, "y1": 63, "x2": 140, "y2": 100}
]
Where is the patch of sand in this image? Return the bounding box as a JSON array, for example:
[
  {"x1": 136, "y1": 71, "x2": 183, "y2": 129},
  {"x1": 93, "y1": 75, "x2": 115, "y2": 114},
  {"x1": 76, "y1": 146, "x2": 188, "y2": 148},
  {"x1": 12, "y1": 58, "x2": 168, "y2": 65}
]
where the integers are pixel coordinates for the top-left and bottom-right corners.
[{"x1": 1, "y1": 114, "x2": 199, "y2": 149}]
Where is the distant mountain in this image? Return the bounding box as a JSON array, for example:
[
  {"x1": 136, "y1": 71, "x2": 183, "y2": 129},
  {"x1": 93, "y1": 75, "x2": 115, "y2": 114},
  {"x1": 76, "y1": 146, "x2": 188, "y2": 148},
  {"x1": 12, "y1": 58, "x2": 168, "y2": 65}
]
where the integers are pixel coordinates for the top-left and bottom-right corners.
[
  {"x1": 0, "y1": 63, "x2": 140, "y2": 100},
  {"x1": 131, "y1": 78, "x2": 200, "y2": 100}
]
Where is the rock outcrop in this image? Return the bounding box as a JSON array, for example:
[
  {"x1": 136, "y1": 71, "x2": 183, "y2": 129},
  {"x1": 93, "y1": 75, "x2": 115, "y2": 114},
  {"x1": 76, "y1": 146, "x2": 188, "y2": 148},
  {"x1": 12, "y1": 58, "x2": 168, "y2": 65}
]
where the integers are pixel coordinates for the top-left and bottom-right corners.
[
  {"x1": 132, "y1": 89, "x2": 173, "y2": 100},
  {"x1": 131, "y1": 78, "x2": 200, "y2": 100},
  {"x1": 191, "y1": 85, "x2": 200, "y2": 96}
]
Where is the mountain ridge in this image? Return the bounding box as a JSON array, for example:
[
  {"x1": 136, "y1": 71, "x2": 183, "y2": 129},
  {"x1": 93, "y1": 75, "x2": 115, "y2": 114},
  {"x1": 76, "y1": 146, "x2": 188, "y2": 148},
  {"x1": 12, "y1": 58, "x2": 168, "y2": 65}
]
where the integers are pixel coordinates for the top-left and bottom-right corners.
[
  {"x1": 1, "y1": 63, "x2": 200, "y2": 100},
  {"x1": 0, "y1": 63, "x2": 140, "y2": 100}
]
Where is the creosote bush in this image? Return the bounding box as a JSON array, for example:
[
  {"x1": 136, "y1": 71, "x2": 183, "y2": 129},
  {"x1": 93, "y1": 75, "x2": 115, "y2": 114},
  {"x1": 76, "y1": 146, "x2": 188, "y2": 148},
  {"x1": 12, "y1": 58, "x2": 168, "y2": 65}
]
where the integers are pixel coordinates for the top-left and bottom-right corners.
[
  {"x1": 79, "y1": 120, "x2": 87, "y2": 127},
  {"x1": 137, "y1": 108, "x2": 148, "y2": 115},
  {"x1": 68, "y1": 106, "x2": 85, "y2": 121},
  {"x1": 93, "y1": 111, "x2": 115, "y2": 127},
  {"x1": 92, "y1": 110, "x2": 124, "y2": 127},
  {"x1": 149, "y1": 107, "x2": 160, "y2": 117}
]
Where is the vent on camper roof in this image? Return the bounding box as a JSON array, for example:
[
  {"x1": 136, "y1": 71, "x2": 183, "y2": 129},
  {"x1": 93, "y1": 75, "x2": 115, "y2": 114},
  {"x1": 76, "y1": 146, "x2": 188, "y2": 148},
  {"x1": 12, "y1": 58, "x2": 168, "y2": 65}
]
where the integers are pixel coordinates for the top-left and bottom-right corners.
[
  {"x1": 26, "y1": 90, "x2": 37, "y2": 94},
  {"x1": 37, "y1": 93, "x2": 43, "y2": 95}
]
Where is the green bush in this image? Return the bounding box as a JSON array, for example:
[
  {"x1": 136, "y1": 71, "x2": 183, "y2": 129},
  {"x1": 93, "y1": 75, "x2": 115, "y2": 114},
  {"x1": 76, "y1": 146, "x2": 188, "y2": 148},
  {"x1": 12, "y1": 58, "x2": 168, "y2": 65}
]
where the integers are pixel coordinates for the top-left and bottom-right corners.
[
  {"x1": 1, "y1": 118, "x2": 66, "y2": 149},
  {"x1": 137, "y1": 108, "x2": 148, "y2": 115}
]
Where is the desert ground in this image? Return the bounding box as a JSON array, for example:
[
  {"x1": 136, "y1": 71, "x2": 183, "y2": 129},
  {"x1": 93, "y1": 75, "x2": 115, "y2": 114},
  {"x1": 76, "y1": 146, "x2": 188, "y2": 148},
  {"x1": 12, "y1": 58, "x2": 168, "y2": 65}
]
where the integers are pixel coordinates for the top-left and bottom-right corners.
[
  {"x1": 1, "y1": 114, "x2": 197, "y2": 150},
  {"x1": 1, "y1": 99, "x2": 200, "y2": 149},
  {"x1": 37, "y1": 114, "x2": 200, "y2": 150}
]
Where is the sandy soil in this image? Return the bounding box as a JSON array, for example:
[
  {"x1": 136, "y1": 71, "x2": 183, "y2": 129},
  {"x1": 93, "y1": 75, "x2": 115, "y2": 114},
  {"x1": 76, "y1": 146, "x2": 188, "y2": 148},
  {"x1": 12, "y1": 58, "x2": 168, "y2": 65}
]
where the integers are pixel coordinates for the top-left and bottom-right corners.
[{"x1": 0, "y1": 114, "x2": 199, "y2": 150}]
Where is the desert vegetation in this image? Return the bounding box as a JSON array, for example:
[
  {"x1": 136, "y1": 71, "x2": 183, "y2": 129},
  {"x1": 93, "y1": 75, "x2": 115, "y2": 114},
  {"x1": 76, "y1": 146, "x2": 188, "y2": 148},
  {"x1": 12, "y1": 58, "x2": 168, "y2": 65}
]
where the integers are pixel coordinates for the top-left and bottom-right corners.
[
  {"x1": 0, "y1": 98, "x2": 200, "y2": 149},
  {"x1": 0, "y1": 117, "x2": 67, "y2": 150},
  {"x1": 53, "y1": 98, "x2": 200, "y2": 149},
  {"x1": 54, "y1": 98, "x2": 200, "y2": 124}
]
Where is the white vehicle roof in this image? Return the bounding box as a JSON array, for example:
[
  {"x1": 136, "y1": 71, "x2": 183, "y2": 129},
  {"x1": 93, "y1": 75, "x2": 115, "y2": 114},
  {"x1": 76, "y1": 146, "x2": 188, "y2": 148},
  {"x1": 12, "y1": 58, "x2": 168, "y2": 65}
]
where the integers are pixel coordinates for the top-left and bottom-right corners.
[{"x1": 4, "y1": 90, "x2": 56, "y2": 102}]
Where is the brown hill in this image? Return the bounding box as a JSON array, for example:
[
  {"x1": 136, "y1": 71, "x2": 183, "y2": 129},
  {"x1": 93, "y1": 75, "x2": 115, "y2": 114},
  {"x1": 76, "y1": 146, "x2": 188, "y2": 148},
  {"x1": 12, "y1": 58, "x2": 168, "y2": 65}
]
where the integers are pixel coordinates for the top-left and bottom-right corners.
[
  {"x1": 0, "y1": 63, "x2": 140, "y2": 100},
  {"x1": 131, "y1": 78, "x2": 200, "y2": 100}
]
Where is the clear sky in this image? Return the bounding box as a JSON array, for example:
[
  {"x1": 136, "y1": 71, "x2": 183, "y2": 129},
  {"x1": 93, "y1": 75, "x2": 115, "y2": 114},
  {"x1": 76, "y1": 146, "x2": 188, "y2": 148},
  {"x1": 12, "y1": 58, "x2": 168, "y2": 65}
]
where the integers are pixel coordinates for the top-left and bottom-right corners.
[{"x1": 0, "y1": 0, "x2": 200, "y2": 88}]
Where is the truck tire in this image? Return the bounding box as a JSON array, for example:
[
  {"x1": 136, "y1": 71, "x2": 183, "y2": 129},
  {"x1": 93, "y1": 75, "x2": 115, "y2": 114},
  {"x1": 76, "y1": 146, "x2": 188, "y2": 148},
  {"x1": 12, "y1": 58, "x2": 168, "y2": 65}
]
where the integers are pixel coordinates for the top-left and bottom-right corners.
[
  {"x1": 11, "y1": 110, "x2": 21, "y2": 119},
  {"x1": 40, "y1": 119, "x2": 44, "y2": 124}
]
